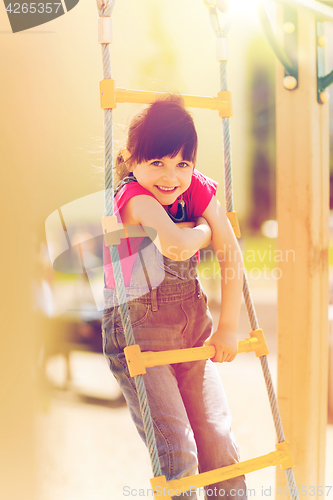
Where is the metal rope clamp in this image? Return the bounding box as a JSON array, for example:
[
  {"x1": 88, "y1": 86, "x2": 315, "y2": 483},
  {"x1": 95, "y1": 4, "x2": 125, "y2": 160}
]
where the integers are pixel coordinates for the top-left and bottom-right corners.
[
  {"x1": 216, "y1": 37, "x2": 228, "y2": 62},
  {"x1": 98, "y1": 16, "x2": 112, "y2": 44}
]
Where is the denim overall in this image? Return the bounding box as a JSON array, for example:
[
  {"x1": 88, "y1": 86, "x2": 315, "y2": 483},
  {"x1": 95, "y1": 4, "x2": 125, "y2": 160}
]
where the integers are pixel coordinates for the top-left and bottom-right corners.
[{"x1": 102, "y1": 196, "x2": 247, "y2": 500}]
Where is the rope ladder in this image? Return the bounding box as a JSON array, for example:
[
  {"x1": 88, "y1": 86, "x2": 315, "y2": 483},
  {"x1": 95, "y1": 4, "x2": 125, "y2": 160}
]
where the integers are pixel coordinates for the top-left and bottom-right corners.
[{"x1": 96, "y1": 1, "x2": 299, "y2": 497}]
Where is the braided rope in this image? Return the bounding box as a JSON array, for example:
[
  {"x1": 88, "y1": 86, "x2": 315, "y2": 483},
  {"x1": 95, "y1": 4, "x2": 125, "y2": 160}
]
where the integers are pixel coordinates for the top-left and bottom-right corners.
[
  {"x1": 220, "y1": 61, "x2": 233, "y2": 212},
  {"x1": 97, "y1": 0, "x2": 162, "y2": 479},
  {"x1": 214, "y1": 9, "x2": 299, "y2": 499}
]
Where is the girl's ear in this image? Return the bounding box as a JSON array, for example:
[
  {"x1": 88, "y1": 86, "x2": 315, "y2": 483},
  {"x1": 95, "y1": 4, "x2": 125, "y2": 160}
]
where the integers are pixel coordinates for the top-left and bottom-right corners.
[
  {"x1": 121, "y1": 148, "x2": 135, "y2": 172},
  {"x1": 121, "y1": 148, "x2": 131, "y2": 163}
]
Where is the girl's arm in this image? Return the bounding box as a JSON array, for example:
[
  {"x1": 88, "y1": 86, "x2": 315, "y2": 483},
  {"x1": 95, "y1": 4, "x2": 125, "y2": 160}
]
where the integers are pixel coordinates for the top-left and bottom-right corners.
[
  {"x1": 175, "y1": 221, "x2": 195, "y2": 229},
  {"x1": 122, "y1": 195, "x2": 211, "y2": 261},
  {"x1": 201, "y1": 195, "x2": 244, "y2": 363},
  {"x1": 176, "y1": 219, "x2": 213, "y2": 249}
]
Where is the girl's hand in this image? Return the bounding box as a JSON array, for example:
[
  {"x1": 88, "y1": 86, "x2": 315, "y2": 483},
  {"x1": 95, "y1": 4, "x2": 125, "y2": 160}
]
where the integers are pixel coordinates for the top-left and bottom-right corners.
[{"x1": 204, "y1": 329, "x2": 238, "y2": 363}]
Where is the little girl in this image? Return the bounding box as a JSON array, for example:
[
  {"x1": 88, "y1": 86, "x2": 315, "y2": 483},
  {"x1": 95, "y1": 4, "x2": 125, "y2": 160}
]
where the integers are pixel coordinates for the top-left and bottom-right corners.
[{"x1": 102, "y1": 95, "x2": 247, "y2": 500}]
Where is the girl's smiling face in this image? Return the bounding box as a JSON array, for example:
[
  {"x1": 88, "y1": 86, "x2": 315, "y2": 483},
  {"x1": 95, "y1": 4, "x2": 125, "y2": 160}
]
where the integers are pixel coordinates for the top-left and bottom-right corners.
[{"x1": 129, "y1": 151, "x2": 194, "y2": 205}]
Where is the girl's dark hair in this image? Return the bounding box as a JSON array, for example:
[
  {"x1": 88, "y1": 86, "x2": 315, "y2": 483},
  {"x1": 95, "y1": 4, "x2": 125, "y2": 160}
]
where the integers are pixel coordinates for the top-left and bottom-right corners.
[{"x1": 115, "y1": 94, "x2": 198, "y2": 181}]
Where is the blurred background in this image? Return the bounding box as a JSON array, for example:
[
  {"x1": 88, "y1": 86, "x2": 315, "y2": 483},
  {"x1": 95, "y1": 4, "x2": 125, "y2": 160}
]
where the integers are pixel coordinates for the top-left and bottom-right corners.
[{"x1": 1, "y1": 0, "x2": 333, "y2": 498}]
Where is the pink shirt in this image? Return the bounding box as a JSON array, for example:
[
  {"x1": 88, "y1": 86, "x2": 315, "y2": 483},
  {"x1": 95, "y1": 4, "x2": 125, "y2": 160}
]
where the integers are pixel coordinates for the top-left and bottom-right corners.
[{"x1": 103, "y1": 169, "x2": 218, "y2": 288}]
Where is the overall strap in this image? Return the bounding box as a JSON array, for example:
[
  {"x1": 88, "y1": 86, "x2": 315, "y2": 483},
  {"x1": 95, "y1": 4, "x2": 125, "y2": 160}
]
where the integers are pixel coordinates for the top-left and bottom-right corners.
[{"x1": 138, "y1": 249, "x2": 158, "y2": 311}]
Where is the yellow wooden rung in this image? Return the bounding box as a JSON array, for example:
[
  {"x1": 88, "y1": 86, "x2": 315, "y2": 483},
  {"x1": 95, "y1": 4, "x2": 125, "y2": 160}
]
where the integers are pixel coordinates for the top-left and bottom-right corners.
[
  {"x1": 217, "y1": 90, "x2": 232, "y2": 118},
  {"x1": 101, "y1": 215, "x2": 123, "y2": 246},
  {"x1": 150, "y1": 476, "x2": 171, "y2": 500},
  {"x1": 100, "y1": 84, "x2": 232, "y2": 115},
  {"x1": 276, "y1": 441, "x2": 295, "y2": 470},
  {"x1": 250, "y1": 328, "x2": 270, "y2": 357},
  {"x1": 125, "y1": 332, "x2": 268, "y2": 377},
  {"x1": 142, "y1": 345, "x2": 215, "y2": 371},
  {"x1": 124, "y1": 344, "x2": 146, "y2": 377},
  {"x1": 114, "y1": 88, "x2": 232, "y2": 116},
  {"x1": 238, "y1": 337, "x2": 260, "y2": 353},
  {"x1": 125, "y1": 346, "x2": 215, "y2": 377},
  {"x1": 100, "y1": 78, "x2": 116, "y2": 109},
  {"x1": 102, "y1": 217, "x2": 153, "y2": 246},
  {"x1": 150, "y1": 446, "x2": 293, "y2": 498},
  {"x1": 226, "y1": 211, "x2": 241, "y2": 238},
  {"x1": 124, "y1": 225, "x2": 147, "y2": 238}
]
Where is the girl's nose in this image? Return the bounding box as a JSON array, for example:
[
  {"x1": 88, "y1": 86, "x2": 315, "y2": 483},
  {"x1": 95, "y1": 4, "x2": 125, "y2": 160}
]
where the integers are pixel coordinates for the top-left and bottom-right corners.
[{"x1": 162, "y1": 168, "x2": 177, "y2": 182}]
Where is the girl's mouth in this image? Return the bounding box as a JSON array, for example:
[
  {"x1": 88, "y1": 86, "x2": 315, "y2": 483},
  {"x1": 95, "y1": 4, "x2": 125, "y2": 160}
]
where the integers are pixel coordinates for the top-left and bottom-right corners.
[{"x1": 155, "y1": 185, "x2": 178, "y2": 192}]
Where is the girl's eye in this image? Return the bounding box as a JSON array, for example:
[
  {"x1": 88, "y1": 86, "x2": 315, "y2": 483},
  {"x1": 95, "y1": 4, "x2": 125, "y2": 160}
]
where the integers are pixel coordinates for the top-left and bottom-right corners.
[
  {"x1": 150, "y1": 160, "x2": 162, "y2": 166},
  {"x1": 178, "y1": 162, "x2": 190, "y2": 168}
]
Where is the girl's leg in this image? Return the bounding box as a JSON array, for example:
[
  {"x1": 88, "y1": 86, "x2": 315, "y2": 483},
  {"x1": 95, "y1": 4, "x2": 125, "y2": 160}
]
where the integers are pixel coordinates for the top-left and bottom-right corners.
[
  {"x1": 176, "y1": 359, "x2": 247, "y2": 500},
  {"x1": 102, "y1": 300, "x2": 201, "y2": 498},
  {"x1": 109, "y1": 359, "x2": 200, "y2": 499}
]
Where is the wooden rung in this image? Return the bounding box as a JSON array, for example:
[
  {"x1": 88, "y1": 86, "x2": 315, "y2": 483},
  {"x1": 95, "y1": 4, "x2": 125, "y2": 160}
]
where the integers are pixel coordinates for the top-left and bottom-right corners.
[
  {"x1": 250, "y1": 328, "x2": 270, "y2": 357},
  {"x1": 142, "y1": 345, "x2": 216, "y2": 369},
  {"x1": 100, "y1": 79, "x2": 116, "y2": 109},
  {"x1": 226, "y1": 211, "x2": 241, "y2": 238},
  {"x1": 275, "y1": 441, "x2": 295, "y2": 469},
  {"x1": 142, "y1": 336, "x2": 264, "y2": 367},
  {"x1": 124, "y1": 333, "x2": 268, "y2": 377},
  {"x1": 114, "y1": 88, "x2": 232, "y2": 117},
  {"x1": 150, "y1": 445, "x2": 293, "y2": 498},
  {"x1": 238, "y1": 337, "x2": 260, "y2": 353},
  {"x1": 102, "y1": 223, "x2": 158, "y2": 247},
  {"x1": 102, "y1": 214, "x2": 123, "y2": 246},
  {"x1": 124, "y1": 344, "x2": 146, "y2": 377}
]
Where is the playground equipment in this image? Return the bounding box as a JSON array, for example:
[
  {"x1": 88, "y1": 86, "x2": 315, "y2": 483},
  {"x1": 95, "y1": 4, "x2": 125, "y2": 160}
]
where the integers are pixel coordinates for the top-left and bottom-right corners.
[
  {"x1": 97, "y1": 0, "x2": 331, "y2": 497},
  {"x1": 271, "y1": 0, "x2": 330, "y2": 492}
]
